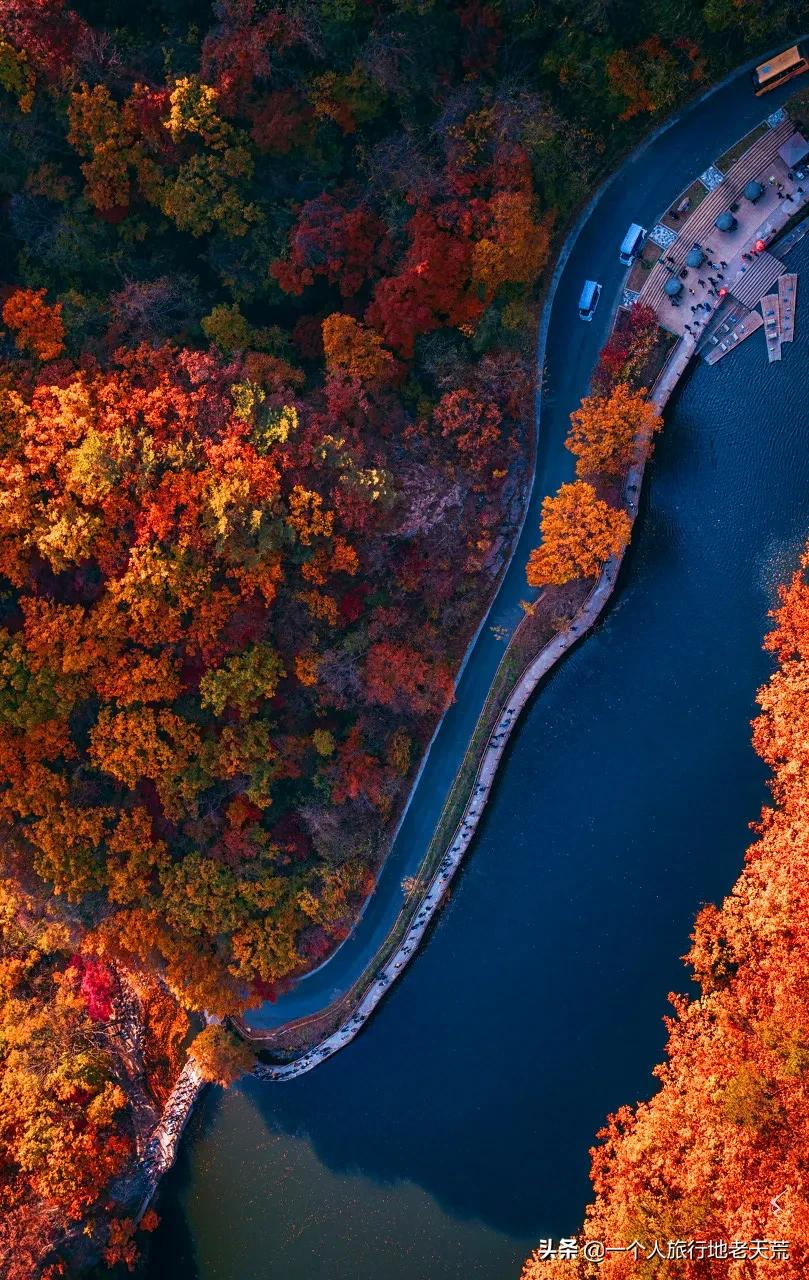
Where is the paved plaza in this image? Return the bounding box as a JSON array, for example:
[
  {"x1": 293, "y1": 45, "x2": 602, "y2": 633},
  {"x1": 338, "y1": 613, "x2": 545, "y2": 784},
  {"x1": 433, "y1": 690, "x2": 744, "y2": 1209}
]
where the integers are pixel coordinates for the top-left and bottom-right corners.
[{"x1": 636, "y1": 118, "x2": 809, "y2": 354}]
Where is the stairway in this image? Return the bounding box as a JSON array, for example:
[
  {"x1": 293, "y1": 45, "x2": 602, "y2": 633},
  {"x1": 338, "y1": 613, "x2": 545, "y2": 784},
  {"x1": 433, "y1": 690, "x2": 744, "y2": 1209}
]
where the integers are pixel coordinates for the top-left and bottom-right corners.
[{"x1": 730, "y1": 250, "x2": 786, "y2": 306}]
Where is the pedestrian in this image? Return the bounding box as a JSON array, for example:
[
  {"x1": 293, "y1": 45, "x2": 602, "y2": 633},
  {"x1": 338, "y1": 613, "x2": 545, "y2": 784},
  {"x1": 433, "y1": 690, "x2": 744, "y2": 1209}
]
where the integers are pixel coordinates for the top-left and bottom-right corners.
[
  {"x1": 720, "y1": 259, "x2": 728, "y2": 268},
  {"x1": 698, "y1": 277, "x2": 706, "y2": 286},
  {"x1": 690, "y1": 304, "x2": 696, "y2": 313},
  {"x1": 717, "y1": 272, "x2": 724, "y2": 280},
  {"x1": 689, "y1": 287, "x2": 695, "y2": 294}
]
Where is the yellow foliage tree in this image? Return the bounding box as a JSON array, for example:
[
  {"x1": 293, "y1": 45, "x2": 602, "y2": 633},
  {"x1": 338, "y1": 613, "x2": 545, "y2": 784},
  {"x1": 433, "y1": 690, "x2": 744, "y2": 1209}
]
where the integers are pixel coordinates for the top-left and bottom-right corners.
[
  {"x1": 322, "y1": 313, "x2": 396, "y2": 382},
  {"x1": 191, "y1": 1024, "x2": 256, "y2": 1087},
  {"x1": 473, "y1": 193, "x2": 553, "y2": 299}
]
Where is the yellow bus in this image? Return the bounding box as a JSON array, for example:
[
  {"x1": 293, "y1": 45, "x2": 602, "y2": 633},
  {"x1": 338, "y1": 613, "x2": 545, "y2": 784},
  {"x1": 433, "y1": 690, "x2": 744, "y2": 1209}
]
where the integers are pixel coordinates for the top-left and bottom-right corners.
[{"x1": 752, "y1": 43, "x2": 809, "y2": 95}]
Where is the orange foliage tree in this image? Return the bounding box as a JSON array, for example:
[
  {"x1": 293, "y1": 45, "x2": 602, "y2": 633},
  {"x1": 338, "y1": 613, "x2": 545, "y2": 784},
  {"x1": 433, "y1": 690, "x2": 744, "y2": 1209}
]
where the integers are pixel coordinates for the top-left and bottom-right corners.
[
  {"x1": 606, "y1": 36, "x2": 703, "y2": 121},
  {"x1": 472, "y1": 192, "x2": 553, "y2": 300},
  {"x1": 0, "y1": 347, "x2": 362, "y2": 1010},
  {"x1": 0, "y1": 881, "x2": 135, "y2": 1277},
  {"x1": 366, "y1": 640, "x2": 454, "y2": 718},
  {"x1": 190, "y1": 1023, "x2": 256, "y2": 1086},
  {"x1": 2, "y1": 288, "x2": 64, "y2": 361},
  {"x1": 567, "y1": 383, "x2": 661, "y2": 478},
  {"x1": 322, "y1": 313, "x2": 397, "y2": 383},
  {"x1": 526, "y1": 483, "x2": 631, "y2": 587}
]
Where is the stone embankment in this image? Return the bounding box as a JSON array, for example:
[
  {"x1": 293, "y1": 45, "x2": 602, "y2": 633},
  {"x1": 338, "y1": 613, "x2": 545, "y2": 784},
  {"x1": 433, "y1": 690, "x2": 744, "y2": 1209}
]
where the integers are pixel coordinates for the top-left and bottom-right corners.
[
  {"x1": 130, "y1": 1058, "x2": 205, "y2": 1218},
  {"x1": 249, "y1": 337, "x2": 682, "y2": 1082}
]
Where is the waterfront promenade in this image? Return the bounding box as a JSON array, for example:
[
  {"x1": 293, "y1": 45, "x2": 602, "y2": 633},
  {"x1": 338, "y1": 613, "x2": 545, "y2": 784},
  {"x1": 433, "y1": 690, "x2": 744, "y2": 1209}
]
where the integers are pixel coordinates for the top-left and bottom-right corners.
[
  {"x1": 246, "y1": 106, "x2": 809, "y2": 1064},
  {"x1": 635, "y1": 114, "x2": 808, "y2": 375}
]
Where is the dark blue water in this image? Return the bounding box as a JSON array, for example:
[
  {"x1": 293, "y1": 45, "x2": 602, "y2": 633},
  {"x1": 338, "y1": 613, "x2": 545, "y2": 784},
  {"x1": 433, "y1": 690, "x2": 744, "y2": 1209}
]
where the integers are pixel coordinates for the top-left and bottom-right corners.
[{"x1": 145, "y1": 236, "x2": 809, "y2": 1280}]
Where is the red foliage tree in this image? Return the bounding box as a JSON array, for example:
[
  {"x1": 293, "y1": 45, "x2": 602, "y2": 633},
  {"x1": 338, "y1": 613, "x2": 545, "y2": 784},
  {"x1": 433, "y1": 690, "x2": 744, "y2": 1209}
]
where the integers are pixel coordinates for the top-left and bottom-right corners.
[
  {"x1": 365, "y1": 207, "x2": 483, "y2": 357},
  {"x1": 200, "y1": 0, "x2": 301, "y2": 116},
  {"x1": 366, "y1": 640, "x2": 453, "y2": 718},
  {"x1": 272, "y1": 194, "x2": 392, "y2": 298},
  {"x1": 433, "y1": 387, "x2": 503, "y2": 473},
  {"x1": 0, "y1": 0, "x2": 88, "y2": 81},
  {"x1": 2, "y1": 287, "x2": 65, "y2": 361},
  {"x1": 592, "y1": 303, "x2": 660, "y2": 395}
]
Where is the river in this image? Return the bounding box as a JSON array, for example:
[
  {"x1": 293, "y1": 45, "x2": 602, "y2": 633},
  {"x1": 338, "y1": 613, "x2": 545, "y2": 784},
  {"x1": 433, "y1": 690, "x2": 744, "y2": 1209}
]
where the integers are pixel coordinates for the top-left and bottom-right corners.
[{"x1": 145, "y1": 74, "x2": 809, "y2": 1280}]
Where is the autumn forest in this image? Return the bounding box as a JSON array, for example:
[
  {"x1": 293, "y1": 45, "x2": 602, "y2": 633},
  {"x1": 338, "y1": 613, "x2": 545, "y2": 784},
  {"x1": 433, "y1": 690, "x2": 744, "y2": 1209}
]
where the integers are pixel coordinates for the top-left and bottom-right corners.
[{"x1": 2, "y1": 0, "x2": 809, "y2": 1275}]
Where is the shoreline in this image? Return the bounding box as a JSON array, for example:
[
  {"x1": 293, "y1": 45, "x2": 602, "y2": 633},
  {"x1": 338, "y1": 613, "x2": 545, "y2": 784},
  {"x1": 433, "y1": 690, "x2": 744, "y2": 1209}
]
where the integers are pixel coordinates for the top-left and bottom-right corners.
[
  {"x1": 244, "y1": 87, "x2": 809, "y2": 1066},
  {"x1": 227, "y1": 36, "x2": 792, "y2": 1011},
  {"x1": 239, "y1": 31, "x2": 809, "y2": 1030},
  {"x1": 245, "y1": 326, "x2": 683, "y2": 1073},
  {"x1": 127, "y1": 55, "x2": 808, "y2": 1222}
]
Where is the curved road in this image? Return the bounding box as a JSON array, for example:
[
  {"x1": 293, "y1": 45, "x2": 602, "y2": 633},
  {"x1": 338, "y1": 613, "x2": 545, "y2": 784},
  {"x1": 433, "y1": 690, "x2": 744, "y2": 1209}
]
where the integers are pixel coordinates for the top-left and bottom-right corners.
[{"x1": 245, "y1": 54, "x2": 802, "y2": 1032}]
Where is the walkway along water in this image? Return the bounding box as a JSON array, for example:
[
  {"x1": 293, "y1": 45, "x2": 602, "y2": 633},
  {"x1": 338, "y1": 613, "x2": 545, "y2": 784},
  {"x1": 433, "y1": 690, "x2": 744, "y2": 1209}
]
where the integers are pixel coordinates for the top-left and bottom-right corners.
[
  {"x1": 129, "y1": 53, "x2": 808, "y2": 1216},
  {"x1": 245, "y1": 309, "x2": 690, "y2": 1076},
  {"x1": 244, "y1": 99, "x2": 809, "y2": 1070}
]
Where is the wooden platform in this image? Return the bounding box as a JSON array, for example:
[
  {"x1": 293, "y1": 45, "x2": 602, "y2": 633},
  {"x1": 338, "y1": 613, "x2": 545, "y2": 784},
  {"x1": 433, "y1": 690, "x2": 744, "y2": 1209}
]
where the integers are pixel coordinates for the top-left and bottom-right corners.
[
  {"x1": 729, "y1": 250, "x2": 786, "y2": 307},
  {"x1": 761, "y1": 292, "x2": 781, "y2": 362},
  {"x1": 704, "y1": 311, "x2": 764, "y2": 365},
  {"x1": 778, "y1": 273, "x2": 798, "y2": 342}
]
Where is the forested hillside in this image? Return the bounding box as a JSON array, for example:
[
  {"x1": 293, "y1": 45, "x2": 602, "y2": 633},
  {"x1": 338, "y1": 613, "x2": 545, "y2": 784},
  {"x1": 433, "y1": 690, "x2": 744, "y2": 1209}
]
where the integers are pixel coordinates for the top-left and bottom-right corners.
[{"x1": 2, "y1": 0, "x2": 808, "y2": 1273}]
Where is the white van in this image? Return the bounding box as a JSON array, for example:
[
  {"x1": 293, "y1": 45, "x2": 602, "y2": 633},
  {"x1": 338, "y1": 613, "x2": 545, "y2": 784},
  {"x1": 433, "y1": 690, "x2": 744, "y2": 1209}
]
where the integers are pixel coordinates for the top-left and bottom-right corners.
[
  {"x1": 578, "y1": 280, "x2": 602, "y2": 321},
  {"x1": 619, "y1": 223, "x2": 647, "y2": 266}
]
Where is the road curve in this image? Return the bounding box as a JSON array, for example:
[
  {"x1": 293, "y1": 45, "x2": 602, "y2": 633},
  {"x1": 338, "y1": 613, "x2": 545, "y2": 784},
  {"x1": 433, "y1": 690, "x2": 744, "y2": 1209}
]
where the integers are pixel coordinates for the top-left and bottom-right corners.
[{"x1": 244, "y1": 47, "x2": 805, "y2": 1035}]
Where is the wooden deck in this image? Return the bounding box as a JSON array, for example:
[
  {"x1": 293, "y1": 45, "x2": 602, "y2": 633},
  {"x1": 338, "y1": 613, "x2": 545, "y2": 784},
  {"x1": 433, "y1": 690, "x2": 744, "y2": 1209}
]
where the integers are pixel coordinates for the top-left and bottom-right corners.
[
  {"x1": 778, "y1": 273, "x2": 798, "y2": 342},
  {"x1": 761, "y1": 292, "x2": 782, "y2": 362},
  {"x1": 729, "y1": 250, "x2": 786, "y2": 307}
]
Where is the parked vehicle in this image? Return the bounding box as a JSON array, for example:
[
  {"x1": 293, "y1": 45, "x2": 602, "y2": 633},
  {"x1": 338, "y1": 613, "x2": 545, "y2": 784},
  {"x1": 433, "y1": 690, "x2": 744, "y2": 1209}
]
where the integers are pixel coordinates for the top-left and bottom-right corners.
[
  {"x1": 752, "y1": 43, "x2": 809, "y2": 95},
  {"x1": 578, "y1": 279, "x2": 602, "y2": 321},
  {"x1": 619, "y1": 222, "x2": 647, "y2": 266}
]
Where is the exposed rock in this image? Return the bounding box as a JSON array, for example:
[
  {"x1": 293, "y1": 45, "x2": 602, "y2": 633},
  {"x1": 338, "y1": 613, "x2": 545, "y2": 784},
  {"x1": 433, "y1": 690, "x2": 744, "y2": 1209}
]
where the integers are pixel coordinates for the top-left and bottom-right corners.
[{"x1": 390, "y1": 463, "x2": 463, "y2": 539}]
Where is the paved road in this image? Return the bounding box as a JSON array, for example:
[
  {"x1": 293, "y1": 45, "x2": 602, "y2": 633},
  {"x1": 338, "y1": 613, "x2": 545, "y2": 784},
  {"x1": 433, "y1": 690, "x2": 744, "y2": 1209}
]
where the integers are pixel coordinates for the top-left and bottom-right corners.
[{"x1": 245, "y1": 54, "x2": 803, "y2": 1032}]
